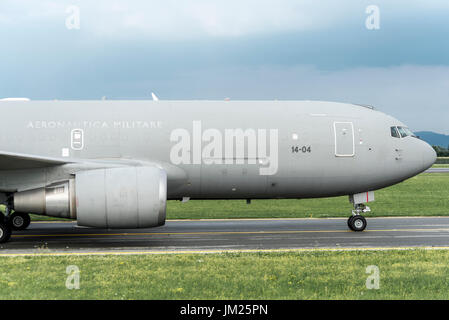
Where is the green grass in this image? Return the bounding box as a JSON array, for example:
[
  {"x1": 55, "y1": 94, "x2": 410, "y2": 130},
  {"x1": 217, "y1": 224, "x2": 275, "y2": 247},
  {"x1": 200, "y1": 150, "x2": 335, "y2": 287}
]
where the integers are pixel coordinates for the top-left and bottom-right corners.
[
  {"x1": 166, "y1": 173, "x2": 449, "y2": 219},
  {"x1": 1, "y1": 249, "x2": 449, "y2": 299},
  {"x1": 29, "y1": 214, "x2": 70, "y2": 221},
  {"x1": 26, "y1": 173, "x2": 449, "y2": 221},
  {"x1": 433, "y1": 164, "x2": 449, "y2": 168}
]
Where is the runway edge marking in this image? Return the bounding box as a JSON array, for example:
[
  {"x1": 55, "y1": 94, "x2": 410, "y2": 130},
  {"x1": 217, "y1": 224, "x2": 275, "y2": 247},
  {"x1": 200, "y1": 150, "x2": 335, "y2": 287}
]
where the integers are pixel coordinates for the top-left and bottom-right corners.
[
  {"x1": 3, "y1": 246, "x2": 449, "y2": 257},
  {"x1": 30, "y1": 216, "x2": 449, "y2": 224},
  {"x1": 12, "y1": 227, "x2": 449, "y2": 239}
]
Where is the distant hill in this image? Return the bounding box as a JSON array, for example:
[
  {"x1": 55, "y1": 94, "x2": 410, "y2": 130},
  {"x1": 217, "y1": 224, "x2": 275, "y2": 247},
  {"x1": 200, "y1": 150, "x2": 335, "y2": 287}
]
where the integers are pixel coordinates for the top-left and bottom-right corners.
[{"x1": 415, "y1": 131, "x2": 449, "y2": 148}]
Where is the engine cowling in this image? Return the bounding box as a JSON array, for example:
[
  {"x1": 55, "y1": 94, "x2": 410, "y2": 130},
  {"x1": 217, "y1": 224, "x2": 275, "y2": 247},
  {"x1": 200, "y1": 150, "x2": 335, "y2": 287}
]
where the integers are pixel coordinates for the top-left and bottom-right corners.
[
  {"x1": 13, "y1": 166, "x2": 167, "y2": 229},
  {"x1": 75, "y1": 167, "x2": 167, "y2": 228}
]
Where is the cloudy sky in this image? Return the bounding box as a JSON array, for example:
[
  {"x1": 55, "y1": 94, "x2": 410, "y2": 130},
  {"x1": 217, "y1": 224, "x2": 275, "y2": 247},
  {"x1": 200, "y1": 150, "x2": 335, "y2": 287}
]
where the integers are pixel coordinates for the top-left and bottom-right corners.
[{"x1": 1, "y1": 0, "x2": 448, "y2": 133}]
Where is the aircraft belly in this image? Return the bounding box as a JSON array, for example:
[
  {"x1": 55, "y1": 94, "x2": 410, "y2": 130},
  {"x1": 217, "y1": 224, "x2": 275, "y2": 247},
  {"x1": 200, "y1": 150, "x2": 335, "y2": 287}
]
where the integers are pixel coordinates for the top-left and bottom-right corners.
[{"x1": 200, "y1": 164, "x2": 267, "y2": 198}]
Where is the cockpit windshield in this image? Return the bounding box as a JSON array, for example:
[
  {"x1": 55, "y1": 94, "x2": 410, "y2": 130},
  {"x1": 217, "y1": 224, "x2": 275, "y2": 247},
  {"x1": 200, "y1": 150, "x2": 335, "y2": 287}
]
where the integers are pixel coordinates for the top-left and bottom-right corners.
[{"x1": 391, "y1": 126, "x2": 417, "y2": 138}]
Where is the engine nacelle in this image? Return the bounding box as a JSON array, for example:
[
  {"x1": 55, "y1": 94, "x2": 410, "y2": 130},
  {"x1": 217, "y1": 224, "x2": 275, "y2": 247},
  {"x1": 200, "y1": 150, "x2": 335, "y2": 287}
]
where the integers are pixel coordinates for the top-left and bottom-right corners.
[
  {"x1": 75, "y1": 167, "x2": 167, "y2": 228},
  {"x1": 12, "y1": 166, "x2": 167, "y2": 229}
]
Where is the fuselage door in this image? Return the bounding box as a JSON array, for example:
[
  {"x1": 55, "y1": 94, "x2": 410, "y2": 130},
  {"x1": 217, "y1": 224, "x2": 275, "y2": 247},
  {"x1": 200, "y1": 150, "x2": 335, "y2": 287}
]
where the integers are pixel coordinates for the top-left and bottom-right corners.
[{"x1": 334, "y1": 122, "x2": 355, "y2": 157}]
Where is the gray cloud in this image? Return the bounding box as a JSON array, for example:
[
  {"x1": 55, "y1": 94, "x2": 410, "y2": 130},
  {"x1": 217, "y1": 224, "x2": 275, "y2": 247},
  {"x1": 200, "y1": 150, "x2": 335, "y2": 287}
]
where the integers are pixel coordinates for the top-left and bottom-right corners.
[
  {"x1": 147, "y1": 64, "x2": 449, "y2": 134},
  {"x1": 2, "y1": 0, "x2": 449, "y2": 38},
  {"x1": 1, "y1": 1, "x2": 448, "y2": 133}
]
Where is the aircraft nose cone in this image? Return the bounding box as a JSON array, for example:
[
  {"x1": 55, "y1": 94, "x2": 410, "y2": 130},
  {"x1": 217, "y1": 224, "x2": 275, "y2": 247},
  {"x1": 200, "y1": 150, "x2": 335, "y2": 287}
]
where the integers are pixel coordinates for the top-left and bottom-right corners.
[{"x1": 422, "y1": 142, "x2": 437, "y2": 170}]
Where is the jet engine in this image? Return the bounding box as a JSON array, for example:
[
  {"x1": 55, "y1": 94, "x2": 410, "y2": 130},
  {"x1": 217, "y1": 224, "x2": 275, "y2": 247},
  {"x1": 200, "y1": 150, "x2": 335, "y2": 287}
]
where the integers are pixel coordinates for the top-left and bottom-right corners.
[{"x1": 12, "y1": 166, "x2": 167, "y2": 228}]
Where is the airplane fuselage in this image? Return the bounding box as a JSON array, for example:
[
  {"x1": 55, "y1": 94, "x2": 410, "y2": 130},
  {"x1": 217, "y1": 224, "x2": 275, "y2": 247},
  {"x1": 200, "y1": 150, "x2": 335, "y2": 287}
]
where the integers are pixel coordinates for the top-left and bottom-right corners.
[{"x1": 0, "y1": 100, "x2": 436, "y2": 200}]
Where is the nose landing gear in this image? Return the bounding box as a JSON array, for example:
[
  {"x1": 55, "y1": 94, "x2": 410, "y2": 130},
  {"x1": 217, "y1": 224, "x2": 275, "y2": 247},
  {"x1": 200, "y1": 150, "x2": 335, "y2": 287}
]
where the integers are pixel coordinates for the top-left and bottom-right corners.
[
  {"x1": 347, "y1": 203, "x2": 371, "y2": 232},
  {"x1": 348, "y1": 215, "x2": 367, "y2": 231}
]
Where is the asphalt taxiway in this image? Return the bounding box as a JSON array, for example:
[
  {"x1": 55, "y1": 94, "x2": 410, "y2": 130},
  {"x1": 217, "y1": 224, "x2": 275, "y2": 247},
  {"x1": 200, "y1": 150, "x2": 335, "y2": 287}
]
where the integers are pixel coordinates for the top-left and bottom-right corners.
[{"x1": 2, "y1": 217, "x2": 449, "y2": 255}]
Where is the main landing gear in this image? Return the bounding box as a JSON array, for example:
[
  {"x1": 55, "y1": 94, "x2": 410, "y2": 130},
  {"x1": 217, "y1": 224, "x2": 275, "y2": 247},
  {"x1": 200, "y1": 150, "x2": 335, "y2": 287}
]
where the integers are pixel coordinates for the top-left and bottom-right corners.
[
  {"x1": 8, "y1": 212, "x2": 31, "y2": 231},
  {"x1": 347, "y1": 203, "x2": 370, "y2": 232},
  {"x1": 0, "y1": 214, "x2": 11, "y2": 243},
  {"x1": 0, "y1": 209, "x2": 31, "y2": 243}
]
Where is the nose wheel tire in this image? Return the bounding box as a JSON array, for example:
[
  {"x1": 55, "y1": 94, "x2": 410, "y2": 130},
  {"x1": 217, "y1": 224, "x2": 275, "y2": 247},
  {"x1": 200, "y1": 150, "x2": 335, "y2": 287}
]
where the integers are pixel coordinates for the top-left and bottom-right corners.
[
  {"x1": 347, "y1": 216, "x2": 354, "y2": 228},
  {"x1": 8, "y1": 212, "x2": 31, "y2": 231},
  {"x1": 348, "y1": 215, "x2": 367, "y2": 232},
  {"x1": 0, "y1": 220, "x2": 12, "y2": 243}
]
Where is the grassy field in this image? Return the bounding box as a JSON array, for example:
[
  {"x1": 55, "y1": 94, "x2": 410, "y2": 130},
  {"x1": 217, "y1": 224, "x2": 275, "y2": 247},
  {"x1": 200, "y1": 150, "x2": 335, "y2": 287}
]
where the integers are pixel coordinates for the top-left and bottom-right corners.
[
  {"x1": 4, "y1": 173, "x2": 449, "y2": 301},
  {"x1": 27, "y1": 172, "x2": 449, "y2": 221},
  {"x1": 1, "y1": 249, "x2": 449, "y2": 299},
  {"x1": 167, "y1": 173, "x2": 449, "y2": 219}
]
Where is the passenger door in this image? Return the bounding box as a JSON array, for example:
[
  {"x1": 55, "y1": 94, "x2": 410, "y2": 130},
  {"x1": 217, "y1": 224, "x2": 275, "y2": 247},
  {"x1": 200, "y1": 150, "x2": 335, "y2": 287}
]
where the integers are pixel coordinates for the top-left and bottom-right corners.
[{"x1": 334, "y1": 122, "x2": 355, "y2": 157}]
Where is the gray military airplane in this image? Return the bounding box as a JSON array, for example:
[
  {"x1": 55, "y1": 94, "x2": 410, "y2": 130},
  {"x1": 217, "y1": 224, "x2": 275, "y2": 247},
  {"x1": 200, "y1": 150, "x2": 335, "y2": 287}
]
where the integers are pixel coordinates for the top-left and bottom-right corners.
[{"x1": 0, "y1": 99, "x2": 436, "y2": 243}]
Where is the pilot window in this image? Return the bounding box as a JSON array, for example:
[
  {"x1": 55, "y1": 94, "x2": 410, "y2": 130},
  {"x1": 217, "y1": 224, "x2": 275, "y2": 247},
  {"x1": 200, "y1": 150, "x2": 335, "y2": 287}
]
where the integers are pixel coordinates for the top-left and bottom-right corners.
[
  {"x1": 390, "y1": 126, "x2": 400, "y2": 138},
  {"x1": 398, "y1": 126, "x2": 416, "y2": 138},
  {"x1": 397, "y1": 126, "x2": 408, "y2": 138},
  {"x1": 391, "y1": 126, "x2": 416, "y2": 138}
]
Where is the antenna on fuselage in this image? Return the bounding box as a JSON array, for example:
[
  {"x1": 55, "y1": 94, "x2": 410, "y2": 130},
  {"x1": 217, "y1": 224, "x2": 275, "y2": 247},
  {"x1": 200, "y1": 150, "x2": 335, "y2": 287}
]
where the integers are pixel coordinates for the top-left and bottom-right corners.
[
  {"x1": 151, "y1": 92, "x2": 159, "y2": 101},
  {"x1": 353, "y1": 103, "x2": 375, "y2": 110}
]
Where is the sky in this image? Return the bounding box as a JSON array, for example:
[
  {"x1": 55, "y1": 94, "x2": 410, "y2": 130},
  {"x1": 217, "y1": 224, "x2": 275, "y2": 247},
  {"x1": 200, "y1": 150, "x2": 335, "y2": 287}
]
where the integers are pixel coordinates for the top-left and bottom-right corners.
[{"x1": 1, "y1": 0, "x2": 448, "y2": 133}]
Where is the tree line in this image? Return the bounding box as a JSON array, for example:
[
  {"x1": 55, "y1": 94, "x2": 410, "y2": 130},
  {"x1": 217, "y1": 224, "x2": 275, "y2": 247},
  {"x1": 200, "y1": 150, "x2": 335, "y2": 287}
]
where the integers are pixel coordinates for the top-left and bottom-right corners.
[{"x1": 433, "y1": 146, "x2": 449, "y2": 157}]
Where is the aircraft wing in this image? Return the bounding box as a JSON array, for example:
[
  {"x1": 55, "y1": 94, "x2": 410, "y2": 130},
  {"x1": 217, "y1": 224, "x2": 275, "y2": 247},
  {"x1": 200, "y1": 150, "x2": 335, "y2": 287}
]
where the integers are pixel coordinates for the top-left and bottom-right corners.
[
  {"x1": 0, "y1": 151, "x2": 71, "y2": 170},
  {"x1": 0, "y1": 151, "x2": 187, "y2": 193}
]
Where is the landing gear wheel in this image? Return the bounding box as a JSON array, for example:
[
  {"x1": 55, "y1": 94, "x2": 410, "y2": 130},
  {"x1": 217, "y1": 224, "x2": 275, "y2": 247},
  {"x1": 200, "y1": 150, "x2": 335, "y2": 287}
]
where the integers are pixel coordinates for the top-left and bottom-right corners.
[
  {"x1": 0, "y1": 220, "x2": 12, "y2": 243},
  {"x1": 347, "y1": 216, "x2": 355, "y2": 228},
  {"x1": 8, "y1": 212, "x2": 31, "y2": 231},
  {"x1": 348, "y1": 215, "x2": 367, "y2": 232}
]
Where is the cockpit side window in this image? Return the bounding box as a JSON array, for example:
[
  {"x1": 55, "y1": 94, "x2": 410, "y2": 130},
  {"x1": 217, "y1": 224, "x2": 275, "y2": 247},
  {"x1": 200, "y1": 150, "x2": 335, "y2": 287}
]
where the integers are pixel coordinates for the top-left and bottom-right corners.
[{"x1": 391, "y1": 126, "x2": 400, "y2": 138}]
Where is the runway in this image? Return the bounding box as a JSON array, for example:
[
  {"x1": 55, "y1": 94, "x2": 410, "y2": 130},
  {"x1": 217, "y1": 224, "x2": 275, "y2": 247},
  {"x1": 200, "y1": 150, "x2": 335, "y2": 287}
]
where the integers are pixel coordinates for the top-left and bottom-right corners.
[
  {"x1": 2, "y1": 217, "x2": 449, "y2": 255},
  {"x1": 426, "y1": 168, "x2": 449, "y2": 173}
]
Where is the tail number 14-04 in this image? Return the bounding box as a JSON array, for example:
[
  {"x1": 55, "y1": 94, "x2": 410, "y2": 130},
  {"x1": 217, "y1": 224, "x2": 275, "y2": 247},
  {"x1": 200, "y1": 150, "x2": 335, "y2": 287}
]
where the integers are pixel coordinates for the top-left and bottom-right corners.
[{"x1": 291, "y1": 145, "x2": 312, "y2": 154}]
